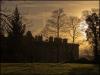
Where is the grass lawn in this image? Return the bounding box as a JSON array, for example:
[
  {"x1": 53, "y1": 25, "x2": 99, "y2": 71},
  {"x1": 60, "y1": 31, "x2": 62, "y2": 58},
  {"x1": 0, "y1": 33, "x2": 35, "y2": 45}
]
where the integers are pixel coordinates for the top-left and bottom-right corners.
[{"x1": 0, "y1": 63, "x2": 99, "y2": 75}]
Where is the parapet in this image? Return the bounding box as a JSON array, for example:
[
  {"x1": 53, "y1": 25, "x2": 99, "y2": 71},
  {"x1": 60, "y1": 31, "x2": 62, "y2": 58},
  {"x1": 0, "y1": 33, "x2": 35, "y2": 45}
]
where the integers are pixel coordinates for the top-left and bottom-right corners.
[{"x1": 33, "y1": 35, "x2": 68, "y2": 44}]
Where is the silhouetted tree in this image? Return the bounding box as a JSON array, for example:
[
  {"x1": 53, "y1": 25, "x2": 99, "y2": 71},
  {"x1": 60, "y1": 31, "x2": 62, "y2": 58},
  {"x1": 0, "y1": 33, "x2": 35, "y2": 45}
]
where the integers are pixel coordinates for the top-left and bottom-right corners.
[
  {"x1": 8, "y1": 7, "x2": 25, "y2": 38},
  {"x1": 6, "y1": 7, "x2": 26, "y2": 59},
  {"x1": 81, "y1": 8, "x2": 99, "y2": 61},
  {"x1": 86, "y1": 12, "x2": 100, "y2": 62},
  {"x1": 41, "y1": 9, "x2": 67, "y2": 62},
  {"x1": 26, "y1": 31, "x2": 33, "y2": 39},
  {"x1": 41, "y1": 8, "x2": 66, "y2": 38},
  {"x1": 67, "y1": 16, "x2": 80, "y2": 43},
  {"x1": 81, "y1": 8, "x2": 99, "y2": 20}
]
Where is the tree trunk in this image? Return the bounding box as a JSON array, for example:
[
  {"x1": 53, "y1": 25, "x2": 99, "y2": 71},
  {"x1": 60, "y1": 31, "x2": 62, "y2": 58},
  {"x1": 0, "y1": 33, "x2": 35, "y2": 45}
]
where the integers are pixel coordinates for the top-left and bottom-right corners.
[
  {"x1": 93, "y1": 38, "x2": 98, "y2": 62},
  {"x1": 57, "y1": 24, "x2": 59, "y2": 38},
  {"x1": 57, "y1": 14, "x2": 60, "y2": 38},
  {"x1": 72, "y1": 29, "x2": 75, "y2": 43},
  {"x1": 73, "y1": 36, "x2": 75, "y2": 43},
  {"x1": 56, "y1": 11, "x2": 60, "y2": 62}
]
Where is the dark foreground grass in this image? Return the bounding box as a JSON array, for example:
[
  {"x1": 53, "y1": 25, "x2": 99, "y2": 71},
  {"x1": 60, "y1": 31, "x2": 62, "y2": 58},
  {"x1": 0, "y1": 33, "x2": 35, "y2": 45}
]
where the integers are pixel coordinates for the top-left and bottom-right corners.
[{"x1": 0, "y1": 63, "x2": 99, "y2": 75}]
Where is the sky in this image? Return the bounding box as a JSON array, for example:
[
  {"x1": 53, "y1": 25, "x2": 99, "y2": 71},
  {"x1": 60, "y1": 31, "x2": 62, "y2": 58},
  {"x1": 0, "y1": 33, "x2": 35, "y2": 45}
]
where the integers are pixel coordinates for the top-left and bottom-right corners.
[
  {"x1": 1, "y1": 1, "x2": 99, "y2": 35},
  {"x1": 1, "y1": 1, "x2": 99, "y2": 56}
]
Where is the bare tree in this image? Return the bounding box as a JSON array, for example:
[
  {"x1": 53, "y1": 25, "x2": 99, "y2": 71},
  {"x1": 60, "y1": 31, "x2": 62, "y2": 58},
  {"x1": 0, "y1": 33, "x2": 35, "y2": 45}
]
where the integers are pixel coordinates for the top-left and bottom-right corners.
[
  {"x1": 41, "y1": 8, "x2": 66, "y2": 38},
  {"x1": 67, "y1": 16, "x2": 80, "y2": 43},
  {"x1": 41, "y1": 8, "x2": 67, "y2": 62}
]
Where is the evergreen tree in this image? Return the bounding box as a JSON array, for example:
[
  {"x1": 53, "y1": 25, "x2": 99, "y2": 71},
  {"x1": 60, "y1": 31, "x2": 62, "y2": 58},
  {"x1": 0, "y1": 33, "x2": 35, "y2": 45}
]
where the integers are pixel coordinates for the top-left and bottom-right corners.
[
  {"x1": 9, "y1": 7, "x2": 25, "y2": 38},
  {"x1": 8, "y1": 7, "x2": 26, "y2": 59}
]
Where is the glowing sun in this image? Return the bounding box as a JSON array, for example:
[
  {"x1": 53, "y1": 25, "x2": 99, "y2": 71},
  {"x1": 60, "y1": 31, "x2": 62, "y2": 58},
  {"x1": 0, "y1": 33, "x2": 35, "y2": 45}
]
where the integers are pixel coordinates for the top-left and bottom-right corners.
[{"x1": 79, "y1": 20, "x2": 88, "y2": 40}]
